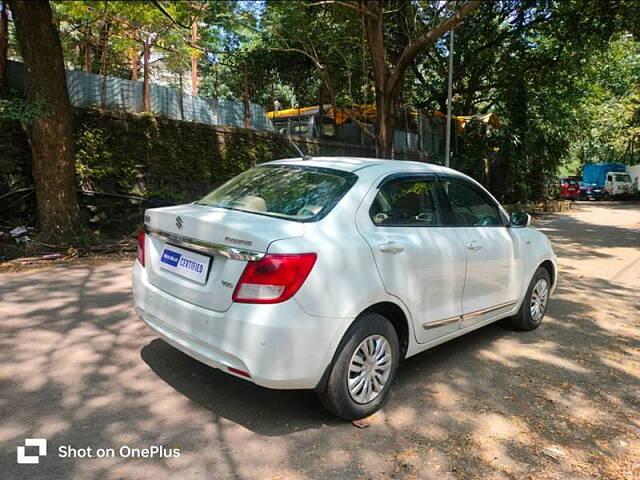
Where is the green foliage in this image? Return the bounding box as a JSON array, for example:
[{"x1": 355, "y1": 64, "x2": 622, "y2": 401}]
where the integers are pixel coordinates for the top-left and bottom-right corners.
[
  {"x1": 39, "y1": 0, "x2": 640, "y2": 203},
  {"x1": 1, "y1": 106, "x2": 302, "y2": 235},
  {"x1": 52, "y1": 1, "x2": 237, "y2": 82},
  {"x1": 70, "y1": 108, "x2": 290, "y2": 200},
  {"x1": 409, "y1": 0, "x2": 639, "y2": 201},
  {"x1": 0, "y1": 94, "x2": 51, "y2": 124},
  {"x1": 566, "y1": 35, "x2": 640, "y2": 168}
]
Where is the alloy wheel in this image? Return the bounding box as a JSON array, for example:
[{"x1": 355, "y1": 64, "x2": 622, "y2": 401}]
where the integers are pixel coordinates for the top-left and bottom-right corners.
[
  {"x1": 530, "y1": 278, "x2": 549, "y2": 322},
  {"x1": 347, "y1": 335, "x2": 392, "y2": 404}
]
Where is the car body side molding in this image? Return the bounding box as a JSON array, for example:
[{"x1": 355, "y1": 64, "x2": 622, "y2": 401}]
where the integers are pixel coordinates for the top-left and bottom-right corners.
[{"x1": 422, "y1": 299, "x2": 518, "y2": 329}]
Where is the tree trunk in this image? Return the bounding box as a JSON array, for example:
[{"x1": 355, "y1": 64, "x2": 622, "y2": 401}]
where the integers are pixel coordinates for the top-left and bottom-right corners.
[
  {"x1": 0, "y1": 0, "x2": 8, "y2": 96},
  {"x1": 9, "y1": 0, "x2": 80, "y2": 243},
  {"x1": 363, "y1": 5, "x2": 394, "y2": 157},
  {"x1": 143, "y1": 39, "x2": 150, "y2": 112},
  {"x1": 375, "y1": 94, "x2": 395, "y2": 158},
  {"x1": 98, "y1": 20, "x2": 110, "y2": 107},
  {"x1": 318, "y1": 67, "x2": 341, "y2": 137},
  {"x1": 83, "y1": 25, "x2": 92, "y2": 72},
  {"x1": 190, "y1": 21, "x2": 198, "y2": 96},
  {"x1": 97, "y1": 20, "x2": 110, "y2": 76},
  {"x1": 242, "y1": 62, "x2": 250, "y2": 129}
]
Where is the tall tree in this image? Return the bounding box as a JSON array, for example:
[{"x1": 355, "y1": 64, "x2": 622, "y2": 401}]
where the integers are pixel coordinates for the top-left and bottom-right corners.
[
  {"x1": 9, "y1": 0, "x2": 80, "y2": 243},
  {"x1": 256, "y1": 1, "x2": 368, "y2": 136},
  {"x1": 336, "y1": 0, "x2": 482, "y2": 157}
]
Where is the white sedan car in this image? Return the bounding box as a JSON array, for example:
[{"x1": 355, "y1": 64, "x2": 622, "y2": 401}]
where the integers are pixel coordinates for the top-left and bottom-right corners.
[{"x1": 133, "y1": 157, "x2": 556, "y2": 420}]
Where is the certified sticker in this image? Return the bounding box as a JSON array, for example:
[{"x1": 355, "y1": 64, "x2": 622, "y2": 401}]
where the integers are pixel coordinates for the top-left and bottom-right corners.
[{"x1": 160, "y1": 245, "x2": 211, "y2": 284}]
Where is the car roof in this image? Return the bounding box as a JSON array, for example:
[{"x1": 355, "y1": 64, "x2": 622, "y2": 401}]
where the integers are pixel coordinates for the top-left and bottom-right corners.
[{"x1": 264, "y1": 156, "x2": 459, "y2": 175}]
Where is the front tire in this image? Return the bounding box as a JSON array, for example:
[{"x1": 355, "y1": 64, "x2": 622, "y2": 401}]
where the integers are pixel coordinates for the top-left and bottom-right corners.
[
  {"x1": 508, "y1": 267, "x2": 551, "y2": 331},
  {"x1": 318, "y1": 312, "x2": 400, "y2": 420}
]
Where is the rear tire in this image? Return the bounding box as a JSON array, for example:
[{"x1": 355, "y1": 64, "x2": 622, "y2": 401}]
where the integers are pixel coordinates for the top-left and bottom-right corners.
[
  {"x1": 318, "y1": 312, "x2": 400, "y2": 420},
  {"x1": 508, "y1": 267, "x2": 551, "y2": 331}
]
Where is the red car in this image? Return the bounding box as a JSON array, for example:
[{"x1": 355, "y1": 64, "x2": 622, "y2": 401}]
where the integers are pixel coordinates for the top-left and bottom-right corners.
[{"x1": 559, "y1": 178, "x2": 580, "y2": 200}]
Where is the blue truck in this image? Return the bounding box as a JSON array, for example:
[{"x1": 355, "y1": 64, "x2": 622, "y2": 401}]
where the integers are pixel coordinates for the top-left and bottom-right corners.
[
  {"x1": 582, "y1": 163, "x2": 633, "y2": 198},
  {"x1": 583, "y1": 163, "x2": 626, "y2": 187}
]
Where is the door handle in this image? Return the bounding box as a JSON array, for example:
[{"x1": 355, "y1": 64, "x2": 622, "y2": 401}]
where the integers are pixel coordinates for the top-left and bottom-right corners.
[
  {"x1": 378, "y1": 242, "x2": 405, "y2": 254},
  {"x1": 466, "y1": 241, "x2": 483, "y2": 251}
]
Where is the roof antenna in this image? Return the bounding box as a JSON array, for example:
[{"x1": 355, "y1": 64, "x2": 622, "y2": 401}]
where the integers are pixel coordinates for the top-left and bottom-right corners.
[{"x1": 287, "y1": 133, "x2": 312, "y2": 161}]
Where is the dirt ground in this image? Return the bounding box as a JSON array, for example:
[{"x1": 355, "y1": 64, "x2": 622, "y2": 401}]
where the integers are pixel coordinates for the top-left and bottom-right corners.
[{"x1": 1, "y1": 202, "x2": 638, "y2": 480}]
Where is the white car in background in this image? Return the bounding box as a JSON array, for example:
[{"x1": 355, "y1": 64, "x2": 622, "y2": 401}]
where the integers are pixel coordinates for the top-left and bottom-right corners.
[{"x1": 133, "y1": 157, "x2": 557, "y2": 420}]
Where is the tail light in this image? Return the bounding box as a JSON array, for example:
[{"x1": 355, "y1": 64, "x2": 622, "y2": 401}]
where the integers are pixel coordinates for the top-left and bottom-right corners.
[
  {"x1": 137, "y1": 230, "x2": 145, "y2": 267},
  {"x1": 232, "y1": 253, "x2": 317, "y2": 304}
]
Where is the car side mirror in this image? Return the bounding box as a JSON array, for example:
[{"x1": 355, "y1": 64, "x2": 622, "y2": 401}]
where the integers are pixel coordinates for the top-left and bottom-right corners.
[{"x1": 510, "y1": 212, "x2": 531, "y2": 228}]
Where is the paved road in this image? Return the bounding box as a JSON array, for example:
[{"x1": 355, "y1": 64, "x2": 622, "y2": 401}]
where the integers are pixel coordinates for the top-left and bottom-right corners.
[{"x1": 1, "y1": 203, "x2": 639, "y2": 480}]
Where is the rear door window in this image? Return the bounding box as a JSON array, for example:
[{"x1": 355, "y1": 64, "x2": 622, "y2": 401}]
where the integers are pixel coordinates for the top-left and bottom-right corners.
[{"x1": 369, "y1": 177, "x2": 441, "y2": 226}]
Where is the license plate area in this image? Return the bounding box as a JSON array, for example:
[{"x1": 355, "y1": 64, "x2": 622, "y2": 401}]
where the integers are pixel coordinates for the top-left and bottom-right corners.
[{"x1": 160, "y1": 244, "x2": 212, "y2": 285}]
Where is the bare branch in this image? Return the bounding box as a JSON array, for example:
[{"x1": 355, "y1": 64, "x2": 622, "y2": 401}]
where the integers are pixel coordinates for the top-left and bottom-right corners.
[{"x1": 388, "y1": 0, "x2": 482, "y2": 96}]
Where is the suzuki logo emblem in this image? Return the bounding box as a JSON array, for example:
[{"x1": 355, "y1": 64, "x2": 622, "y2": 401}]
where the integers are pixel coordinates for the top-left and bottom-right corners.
[{"x1": 175, "y1": 216, "x2": 183, "y2": 230}]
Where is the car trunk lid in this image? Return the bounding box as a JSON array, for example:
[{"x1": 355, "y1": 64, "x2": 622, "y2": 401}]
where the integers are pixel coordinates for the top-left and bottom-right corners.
[{"x1": 144, "y1": 204, "x2": 304, "y2": 312}]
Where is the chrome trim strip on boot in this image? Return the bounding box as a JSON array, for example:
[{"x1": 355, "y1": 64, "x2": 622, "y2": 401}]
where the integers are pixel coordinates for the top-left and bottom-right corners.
[{"x1": 145, "y1": 226, "x2": 265, "y2": 262}]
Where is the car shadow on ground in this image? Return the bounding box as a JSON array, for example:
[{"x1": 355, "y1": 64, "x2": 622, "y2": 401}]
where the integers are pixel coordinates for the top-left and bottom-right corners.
[
  {"x1": 139, "y1": 320, "x2": 515, "y2": 431},
  {"x1": 137, "y1": 316, "x2": 539, "y2": 434},
  {"x1": 140, "y1": 338, "x2": 337, "y2": 435}
]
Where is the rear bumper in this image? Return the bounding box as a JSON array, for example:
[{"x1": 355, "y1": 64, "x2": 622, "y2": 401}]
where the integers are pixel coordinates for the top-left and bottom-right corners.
[{"x1": 132, "y1": 262, "x2": 350, "y2": 389}]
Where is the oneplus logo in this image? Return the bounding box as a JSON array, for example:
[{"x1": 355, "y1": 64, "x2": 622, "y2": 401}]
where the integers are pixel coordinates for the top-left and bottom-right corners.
[{"x1": 17, "y1": 438, "x2": 47, "y2": 464}]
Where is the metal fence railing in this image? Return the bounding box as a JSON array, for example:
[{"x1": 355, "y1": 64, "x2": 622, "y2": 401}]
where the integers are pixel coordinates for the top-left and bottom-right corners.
[
  {"x1": 7, "y1": 60, "x2": 274, "y2": 132},
  {"x1": 6, "y1": 60, "x2": 450, "y2": 161}
]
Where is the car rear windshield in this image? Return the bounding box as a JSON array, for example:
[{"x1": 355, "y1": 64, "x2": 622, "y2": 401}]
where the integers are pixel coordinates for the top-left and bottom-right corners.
[{"x1": 197, "y1": 165, "x2": 357, "y2": 222}]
